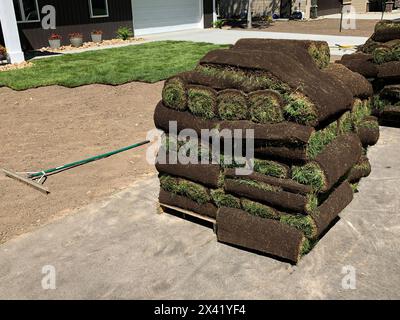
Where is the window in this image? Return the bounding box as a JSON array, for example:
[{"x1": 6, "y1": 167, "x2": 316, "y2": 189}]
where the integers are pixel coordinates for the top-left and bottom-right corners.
[
  {"x1": 89, "y1": 0, "x2": 109, "y2": 18},
  {"x1": 13, "y1": 0, "x2": 40, "y2": 23}
]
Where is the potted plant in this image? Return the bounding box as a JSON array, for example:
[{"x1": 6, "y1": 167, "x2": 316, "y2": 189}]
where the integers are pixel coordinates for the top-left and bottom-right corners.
[
  {"x1": 91, "y1": 30, "x2": 103, "y2": 43},
  {"x1": 0, "y1": 45, "x2": 6, "y2": 61},
  {"x1": 48, "y1": 33, "x2": 62, "y2": 49},
  {"x1": 69, "y1": 32, "x2": 83, "y2": 47}
]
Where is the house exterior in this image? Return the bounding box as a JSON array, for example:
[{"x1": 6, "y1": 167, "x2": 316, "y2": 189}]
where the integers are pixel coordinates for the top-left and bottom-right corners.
[{"x1": 0, "y1": 0, "x2": 216, "y2": 62}]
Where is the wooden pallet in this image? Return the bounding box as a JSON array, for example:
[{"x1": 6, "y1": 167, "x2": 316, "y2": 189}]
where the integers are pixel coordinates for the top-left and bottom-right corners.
[{"x1": 159, "y1": 203, "x2": 217, "y2": 233}]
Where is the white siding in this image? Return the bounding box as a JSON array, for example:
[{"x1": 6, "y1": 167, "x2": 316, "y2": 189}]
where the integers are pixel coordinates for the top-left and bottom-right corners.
[{"x1": 133, "y1": 0, "x2": 203, "y2": 35}]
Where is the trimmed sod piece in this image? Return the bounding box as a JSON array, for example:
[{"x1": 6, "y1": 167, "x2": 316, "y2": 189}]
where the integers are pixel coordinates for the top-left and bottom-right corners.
[
  {"x1": 248, "y1": 90, "x2": 284, "y2": 124},
  {"x1": 217, "y1": 89, "x2": 249, "y2": 120},
  {"x1": 162, "y1": 77, "x2": 187, "y2": 110},
  {"x1": 187, "y1": 85, "x2": 217, "y2": 119}
]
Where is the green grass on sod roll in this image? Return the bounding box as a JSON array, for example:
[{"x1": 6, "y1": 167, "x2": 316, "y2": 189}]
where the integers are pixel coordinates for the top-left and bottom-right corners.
[
  {"x1": 248, "y1": 91, "x2": 284, "y2": 124},
  {"x1": 307, "y1": 121, "x2": 338, "y2": 159},
  {"x1": 283, "y1": 92, "x2": 318, "y2": 125},
  {"x1": 307, "y1": 43, "x2": 330, "y2": 69},
  {"x1": 218, "y1": 90, "x2": 248, "y2": 120},
  {"x1": 352, "y1": 99, "x2": 372, "y2": 125},
  {"x1": 187, "y1": 86, "x2": 217, "y2": 119},
  {"x1": 233, "y1": 178, "x2": 282, "y2": 192},
  {"x1": 372, "y1": 46, "x2": 392, "y2": 64},
  {"x1": 196, "y1": 65, "x2": 290, "y2": 93},
  {"x1": 241, "y1": 198, "x2": 278, "y2": 219},
  {"x1": 292, "y1": 163, "x2": 326, "y2": 192},
  {"x1": 253, "y1": 159, "x2": 289, "y2": 178},
  {"x1": 280, "y1": 214, "x2": 318, "y2": 239},
  {"x1": 162, "y1": 78, "x2": 187, "y2": 110},
  {"x1": 159, "y1": 174, "x2": 211, "y2": 204},
  {"x1": 211, "y1": 189, "x2": 241, "y2": 208},
  {"x1": 0, "y1": 41, "x2": 227, "y2": 90}
]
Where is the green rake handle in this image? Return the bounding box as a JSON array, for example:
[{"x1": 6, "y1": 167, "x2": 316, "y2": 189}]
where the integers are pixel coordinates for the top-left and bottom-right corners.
[{"x1": 28, "y1": 140, "x2": 150, "y2": 179}]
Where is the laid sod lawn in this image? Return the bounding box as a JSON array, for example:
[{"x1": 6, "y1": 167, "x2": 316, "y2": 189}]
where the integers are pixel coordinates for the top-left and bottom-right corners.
[{"x1": 0, "y1": 41, "x2": 228, "y2": 90}]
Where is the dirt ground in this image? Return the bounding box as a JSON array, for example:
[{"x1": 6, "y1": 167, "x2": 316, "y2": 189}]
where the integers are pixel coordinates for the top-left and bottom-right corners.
[
  {"x1": 0, "y1": 82, "x2": 162, "y2": 244},
  {"x1": 235, "y1": 18, "x2": 378, "y2": 37}
]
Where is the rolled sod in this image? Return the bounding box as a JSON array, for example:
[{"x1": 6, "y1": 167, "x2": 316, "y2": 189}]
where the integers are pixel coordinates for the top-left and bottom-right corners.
[
  {"x1": 310, "y1": 181, "x2": 353, "y2": 238},
  {"x1": 338, "y1": 53, "x2": 378, "y2": 78},
  {"x1": 361, "y1": 38, "x2": 381, "y2": 54},
  {"x1": 159, "y1": 189, "x2": 218, "y2": 218},
  {"x1": 248, "y1": 90, "x2": 284, "y2": 124},
  {"x1": 154, "y1": 101, "x2": 314, "y2": 144},
  {"x1": 373, "y1": 20, "x2": 400, "y2": 42},
  {"x1": 187, "y1": 85, "x2": 217, "y2": 119},
  {"x1": 211, "y1": 189, "x2": 241, "y2": 209},
  {"x1": 232, "y1": 38, "x2": 330, "y2": 69},
  {"x1": 224, "y1": 178, "x2": 315, "y2": 214},
  {"x1": 200, "y1": 48, "x2": 354, "y2": 125},
  {"x1": 224, "y1": 168, "x2": 313, "y2": 195},
  {"x1": 159, "y1": 174, "x2": 211, "y2": 205},
  {"x1": 324, "y1": 63, "x2": 373, "y2": 99},
  {"x1": 155, "y1": 162, "x2": 221, "y2": 188},
  {"x1": 279, "y1": 214, "x2": 318, "y2": 239},
  {"x1": 380, "y1": 84, "x2": 400, "y2": 100},
  {"x1": 372, "y1": 46, "x2": 392, "y2": 64},
  {"x1": 283, "y1": 92, "x2": 318, "y2": 126},
  {"x1": 216, "y1": 207, "x2": 306, "y2": 263},
  {"x1": 253, "y1": 158, "x2": 290, "y2": 179},
  {"x1": 162, "y1": 77, "x2": 187, "y2": 111},
  {"x1": 377, "y1": 61, "x2": 400, "y2": 79},
  {"x1": 217, "y1": 89, "x2": 249, "y2": 120},
  {"x1": 195, "y1": 64, "x2": 289, "y2": 93},
  {"x1": 292, "y1": 133, "x2": 363, "y2": 192},
  {"x1": 355, "y1": 116, "x2": 380, "y2": 147},
  {"x1": 347, "y1": 156, "x2": 372, "y2": 183}
]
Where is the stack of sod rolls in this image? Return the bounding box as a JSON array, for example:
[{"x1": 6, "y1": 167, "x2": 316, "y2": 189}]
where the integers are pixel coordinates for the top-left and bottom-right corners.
[
  {"x1": 154, "y1": 39, "x2": 378, "y2": 263},
  {"x1": 339, "y1": 20, "x2": 400, "y2": 127}
]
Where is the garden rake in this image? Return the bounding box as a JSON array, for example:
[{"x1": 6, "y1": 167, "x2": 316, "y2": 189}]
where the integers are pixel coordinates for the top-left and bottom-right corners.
[{"x1": 2, "y1": 140, "x2": 150, "y2": 194}]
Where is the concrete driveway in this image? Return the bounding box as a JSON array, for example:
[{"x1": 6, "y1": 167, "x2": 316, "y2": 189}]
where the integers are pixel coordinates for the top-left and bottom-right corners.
[
  {"x1": 144, "y1": 29, "x2": 367, "y2": 56},
  {"x1": 0, "y1": 126, "x2": 399, "y2": 299}
]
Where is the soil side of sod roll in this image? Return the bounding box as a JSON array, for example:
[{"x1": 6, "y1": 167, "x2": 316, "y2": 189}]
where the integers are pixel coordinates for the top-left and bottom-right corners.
[
  {"x1": 372, "y1": 21, "x2": 400, "y2": 42},
  {"x1": 355, "y1": 116, "x2": 380, "y2": 147},
  {"x1": 154, "y1": 101, "x2": 314, "y2": 144},
  {"x1": 224, "y1": 178, "x2": 310, "y2": 213},
  {"x1": 216, "y1": 206, "x2": 305, "y2": 263},
  {"x1": 255, "y1": 144, "x2": 309, "y2": 162},
  {"x1": 224, "y1": 168, "x2": 313, "y2": 195},
  {"x1": 324, "y1": 63, "x2": 373, "y2": 99},
  {"x1": 314, "y1": 133, "x2": 362, "y2": 192},
  {"x1": 347, "y1": 156, "x2": 372, "y2": 183},
  {"x1": 200, "y1": 49, "x2": 354, "y2": 124},
  {"x1": 156, "y1": 162, "x2": 221, "y2": 188},
  {"x1": 232, "y1": 39, "x2": 330, "y2": 69},
  {"x1": 310, "y1": 181, "x2": 353, "y2": 237},
  {"x1": 377, "y1": 61, "x2": 400, "y2": 79},
  {"x1": 159, "y1": 189, "x2": 218, "y2": 219},
  {"x1": 338, "y1": 54, "x2": 378, "y2": 78}
]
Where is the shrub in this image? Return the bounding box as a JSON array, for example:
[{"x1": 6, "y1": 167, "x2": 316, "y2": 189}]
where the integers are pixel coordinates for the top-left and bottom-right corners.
[
  {"x1": 0, "y1": 45, "x2": 7, "y2": 57},
  {"x1": 69, "y1": 32, "x2": 83, "y2": 39},
  {"x1": 213, "y1": 20, "x2": 225, "y2": 29},
  {"x1": 49, "y1": 33, "x2": 62, "y2": 40},
  {"x1": 92, "y1": 29, "x2": 103, "y2": 35},
  {"x1": 116, "y1": 26, "x2": 133, "y2": 40}
]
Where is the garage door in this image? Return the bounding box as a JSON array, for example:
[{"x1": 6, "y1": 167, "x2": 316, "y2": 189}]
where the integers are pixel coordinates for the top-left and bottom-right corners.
[{"x1": 132, "y1": 0, "x2": 203, "y2": 36}]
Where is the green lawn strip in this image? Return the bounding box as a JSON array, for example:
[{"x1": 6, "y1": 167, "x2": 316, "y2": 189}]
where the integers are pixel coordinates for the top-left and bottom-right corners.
[
  {"x1": 159, "y1": 174, "x2": 211, "y2": 204},
  {"x1": 0, "y1": 41, "x2": 228, "y2": 90}
]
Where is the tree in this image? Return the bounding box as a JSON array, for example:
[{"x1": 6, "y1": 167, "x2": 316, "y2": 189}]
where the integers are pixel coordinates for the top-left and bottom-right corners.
[{"x1": 247, "y1": 0, "x2": 252, "y2": 28}]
